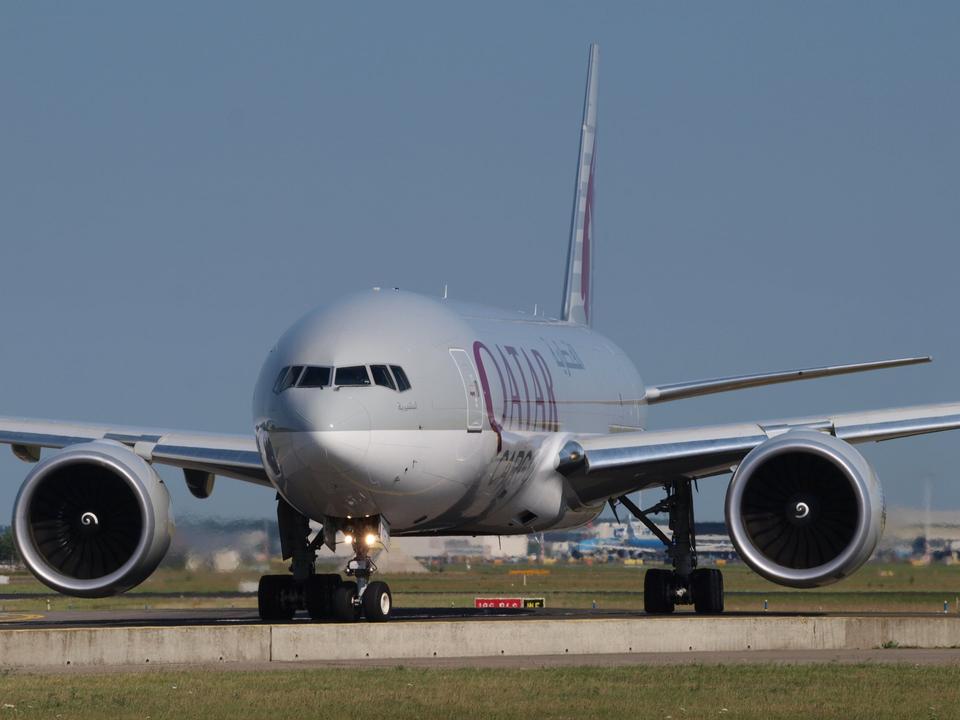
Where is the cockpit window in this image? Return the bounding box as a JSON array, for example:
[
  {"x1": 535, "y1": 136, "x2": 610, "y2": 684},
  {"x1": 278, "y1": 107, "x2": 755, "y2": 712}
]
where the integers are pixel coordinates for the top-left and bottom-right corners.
[
  {"x1": 298, "y1": 366, "x2": 331, "y2": 388},
  {"x1": 275, "y1": 365, "x2": 303, "y2": 393},
  {"x1": 273, "y1": 368, "x2": 289, "y2": 394},
  {"x1": 390, "y1": 365, "x2": 411, "y2": 392},
  {"x1": 335, "y1": 365, "x2": 371, "y2": 386},
  {"x1": 370, "y1": 365, "x2": 396, "y2": 390}
]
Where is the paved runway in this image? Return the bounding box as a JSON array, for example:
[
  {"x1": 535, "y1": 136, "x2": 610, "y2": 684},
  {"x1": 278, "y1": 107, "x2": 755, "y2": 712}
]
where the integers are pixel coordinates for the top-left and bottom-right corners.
[{"x1": 1, "y1": 606, "x2": 958, "y2": 630}]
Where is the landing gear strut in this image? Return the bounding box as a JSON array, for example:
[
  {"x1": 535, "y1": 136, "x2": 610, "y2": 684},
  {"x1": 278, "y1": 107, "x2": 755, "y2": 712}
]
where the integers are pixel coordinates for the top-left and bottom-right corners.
[
  {"x1": 335, "y1": 532, "x2": 392, "y2": 622},
  {"x1": 256, "y1": 496, "x2": 393, "y2": 622},
  {"x1": 616, "y1": 478, "x2": 724, "y2": 614}
]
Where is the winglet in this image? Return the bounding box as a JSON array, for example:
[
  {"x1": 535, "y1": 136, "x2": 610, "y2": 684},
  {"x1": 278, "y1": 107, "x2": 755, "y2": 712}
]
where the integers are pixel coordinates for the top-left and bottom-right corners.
[{"x1": 561, "y1": 43, "x2": 599, "y2": 326}]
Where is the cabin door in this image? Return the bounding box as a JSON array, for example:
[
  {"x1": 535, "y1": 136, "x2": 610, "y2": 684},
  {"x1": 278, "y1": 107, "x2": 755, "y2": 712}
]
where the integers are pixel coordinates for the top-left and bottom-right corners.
[{"x1": 449, "y1": 348, "x2": 483, "y2": 432}]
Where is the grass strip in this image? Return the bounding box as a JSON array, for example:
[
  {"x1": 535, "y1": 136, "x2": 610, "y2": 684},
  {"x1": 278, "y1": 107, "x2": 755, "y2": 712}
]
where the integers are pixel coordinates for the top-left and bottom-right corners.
[{"x1": 1, "y1": 664, "x2": 959, "y2": 719}]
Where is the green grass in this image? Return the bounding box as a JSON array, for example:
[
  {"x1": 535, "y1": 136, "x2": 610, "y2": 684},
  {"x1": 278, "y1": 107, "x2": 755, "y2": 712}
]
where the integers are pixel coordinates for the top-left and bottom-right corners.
[
  {"x1": 1, "y1": 665, "x2": 959, "y2": 719},
  {"x1": 2, "y1": 561, "x2": 960, "y2": 614}
]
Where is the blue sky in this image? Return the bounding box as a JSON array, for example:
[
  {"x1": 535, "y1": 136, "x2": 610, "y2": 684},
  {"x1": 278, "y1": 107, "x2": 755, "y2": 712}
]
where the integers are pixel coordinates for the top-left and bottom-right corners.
[{"x1": 1, "y1": 2, "x2": 959, "y2": 520}]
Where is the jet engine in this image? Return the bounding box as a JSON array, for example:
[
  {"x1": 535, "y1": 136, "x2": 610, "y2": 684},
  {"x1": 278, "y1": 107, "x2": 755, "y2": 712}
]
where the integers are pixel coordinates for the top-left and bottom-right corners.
[
  {"x1": 12, "y1": 440, "x2": 173, "y2": 597},
  {"x1": 724, "y1": 430, "x2": 884, "y2": 588}
]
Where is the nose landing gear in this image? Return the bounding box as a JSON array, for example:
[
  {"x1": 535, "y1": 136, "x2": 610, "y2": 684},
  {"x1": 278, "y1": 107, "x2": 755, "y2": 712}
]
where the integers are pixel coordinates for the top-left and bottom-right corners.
[
  {"x1": 332, "y1": 533, "x2": 393, "y2": 622},
  {"x1": 256, "y1": 497, "x2": 393, "y2": 622}
]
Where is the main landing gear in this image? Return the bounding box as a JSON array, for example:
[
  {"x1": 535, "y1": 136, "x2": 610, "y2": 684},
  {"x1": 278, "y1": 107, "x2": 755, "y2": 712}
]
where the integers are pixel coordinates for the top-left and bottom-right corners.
[
  {"x1": 257, "y1": 496, "x2": 393, "y2": 623},
  {"x1": 615, "y1": 478, "x2": 724, "y2": 615}
]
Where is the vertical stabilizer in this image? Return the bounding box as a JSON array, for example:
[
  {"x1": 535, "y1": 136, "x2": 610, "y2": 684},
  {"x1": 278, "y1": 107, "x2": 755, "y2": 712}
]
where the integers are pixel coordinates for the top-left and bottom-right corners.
[{"x1": 561, "y1": 43, "x2": 598, "y2": 326}]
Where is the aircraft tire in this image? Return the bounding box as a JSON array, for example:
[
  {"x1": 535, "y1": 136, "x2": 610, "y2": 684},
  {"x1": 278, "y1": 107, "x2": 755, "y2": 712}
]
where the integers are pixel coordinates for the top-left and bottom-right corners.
[
  {"x1": 643, "y1": 568, "x2": 675, "y2": 614},
  {"x1": 333, "y1": 581, "x2": 361, "y2": 622},
  {"x1": 258, "y1": 575, "x2": 296, "y2": 621},
  {"x1": 691, "y1": 568, "x2": 724, "y2": 614},
  {"x1": 362, "y1": 581, "x2": 392, "y2": 622},
  {"x1": 306, "y1": 573, "x2": 341, "y2": 620}
]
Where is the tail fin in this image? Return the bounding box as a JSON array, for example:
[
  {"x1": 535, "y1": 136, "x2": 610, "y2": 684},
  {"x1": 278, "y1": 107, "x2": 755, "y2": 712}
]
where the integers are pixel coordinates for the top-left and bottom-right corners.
[{"x1": 561, "y1": 43, "x2": 599, "y2": 326}]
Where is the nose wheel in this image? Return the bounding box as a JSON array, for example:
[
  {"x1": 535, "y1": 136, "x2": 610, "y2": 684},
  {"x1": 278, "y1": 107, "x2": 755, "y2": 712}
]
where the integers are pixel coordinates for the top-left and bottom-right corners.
[
  {"x1": 324, "y1": 579, "x2": 392, "y2": 622},
  {"x1": 362, "y1": 581, "x2": 393, "y2": 621}
]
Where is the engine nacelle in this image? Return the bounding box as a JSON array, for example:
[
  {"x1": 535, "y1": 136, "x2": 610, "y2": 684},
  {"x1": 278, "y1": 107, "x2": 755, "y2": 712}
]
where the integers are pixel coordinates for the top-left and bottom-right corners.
[
  {"x1": 12, "y1": 441, "x2": 173, "y2": 598},
  {"x1": 724, "y1": 430, "x2": 884, "y2": 588}
]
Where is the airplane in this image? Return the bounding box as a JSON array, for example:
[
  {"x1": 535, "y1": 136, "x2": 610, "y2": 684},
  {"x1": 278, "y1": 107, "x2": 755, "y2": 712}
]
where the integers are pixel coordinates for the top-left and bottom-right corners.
[
  {"x1": 573, "y1": 521, "x2": 666, "y2": 560},
  {"x1": 572, "y1": 519, "x2": 735, "y2": 562},
  {"x1": 4, "y1": 43, "x2": 960, "y2": 621}
]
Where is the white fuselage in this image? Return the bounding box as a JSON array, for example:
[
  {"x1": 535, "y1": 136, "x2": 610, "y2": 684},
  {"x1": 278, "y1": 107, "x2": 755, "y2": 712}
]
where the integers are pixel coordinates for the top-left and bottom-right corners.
[{"x1": 252, "y1": 289, "x2": 645, "y2": 535}]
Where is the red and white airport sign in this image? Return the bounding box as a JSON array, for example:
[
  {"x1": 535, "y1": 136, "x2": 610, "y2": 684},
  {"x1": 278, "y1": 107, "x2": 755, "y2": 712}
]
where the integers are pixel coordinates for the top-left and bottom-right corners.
[{"x1": 474, "y1": 597, "x2": 545, "y2": 609}]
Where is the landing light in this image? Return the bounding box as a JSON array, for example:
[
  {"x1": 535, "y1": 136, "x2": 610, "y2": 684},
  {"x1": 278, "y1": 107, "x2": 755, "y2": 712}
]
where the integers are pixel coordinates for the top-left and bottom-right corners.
[
  {"x1": 343, "y1": 533, "x2": 353, "y2": 544},
  {"x1": 365, "y1": 533, "x2": 378, "y2": 547}
]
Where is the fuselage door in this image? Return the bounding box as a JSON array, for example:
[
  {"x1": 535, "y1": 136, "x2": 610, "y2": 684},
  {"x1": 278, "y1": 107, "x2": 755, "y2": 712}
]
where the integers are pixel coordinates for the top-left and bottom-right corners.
[{"x1": 449, "y1": 348, "x2": 483, "y2": 432}]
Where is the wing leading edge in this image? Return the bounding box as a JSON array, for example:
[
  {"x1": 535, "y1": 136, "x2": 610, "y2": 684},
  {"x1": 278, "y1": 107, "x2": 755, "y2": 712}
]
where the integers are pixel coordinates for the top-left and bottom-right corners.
[
  {"x1": 642, "y1": 356, "x2": 931, "y2": 404},
  {"x1": 559, "y1": 401, "x2": 960, "y2": 507},
  {"x1": 0, "y1": 417, "x2": 269, "y2": 486}
]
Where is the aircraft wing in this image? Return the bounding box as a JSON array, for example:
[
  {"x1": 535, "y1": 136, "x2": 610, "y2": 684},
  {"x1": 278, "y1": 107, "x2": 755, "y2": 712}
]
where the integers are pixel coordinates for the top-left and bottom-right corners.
[
  {"x1": 560, "y1": 402, "x2": 960, "y2": 506},
  {"x1": 0, "y1": 417, "x2": 269, "y2": 486},
  {"x1": 642, "y1": 356, "x2": 930, "y2": 404}
]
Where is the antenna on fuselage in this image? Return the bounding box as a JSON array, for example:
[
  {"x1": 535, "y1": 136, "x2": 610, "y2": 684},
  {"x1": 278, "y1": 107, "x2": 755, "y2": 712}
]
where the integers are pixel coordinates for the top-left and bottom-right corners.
[{"x1": 443, "y1": 283, "x2": 448, "y2": 300}]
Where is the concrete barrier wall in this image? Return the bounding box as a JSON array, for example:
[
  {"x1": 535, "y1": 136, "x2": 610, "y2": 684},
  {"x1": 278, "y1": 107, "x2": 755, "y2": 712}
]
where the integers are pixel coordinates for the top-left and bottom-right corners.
[
  {"x1": 270, "y1": 616, "x2": 960, "y2": 661},
  {"x1": 0, "y1": 626, "x2": 270, "y2": 667},
  {"x1": 2, "y1": 616, "x2": 958, "y2": 668}
]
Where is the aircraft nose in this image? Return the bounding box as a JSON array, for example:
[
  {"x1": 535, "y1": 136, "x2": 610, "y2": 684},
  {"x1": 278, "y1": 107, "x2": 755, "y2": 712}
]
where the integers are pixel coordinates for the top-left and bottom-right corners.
[
  {"x1": 261, "y1": 389, "x2": 372, "y2": 493},
  {"x1": 285, "y1": 389, "x2": 372, "y2": 474},
  {"x1": 288, "y1": 388, "x2": 371, "y2": 433},
  {"x1": 269, "y1": 388, "x2": 371, "y2": 433}
]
